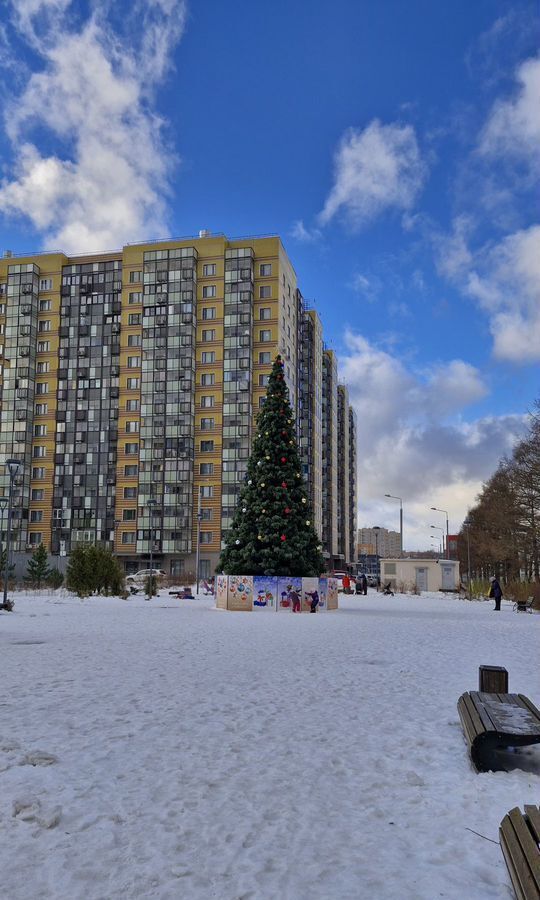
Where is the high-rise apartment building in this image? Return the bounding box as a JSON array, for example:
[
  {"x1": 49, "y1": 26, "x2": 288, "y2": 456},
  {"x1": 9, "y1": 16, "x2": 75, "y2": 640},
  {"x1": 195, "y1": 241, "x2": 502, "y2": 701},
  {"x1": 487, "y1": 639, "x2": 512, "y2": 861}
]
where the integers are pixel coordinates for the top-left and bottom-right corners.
[{"x1": 0, "y1": 234, "x2": 357, "y2": 577}]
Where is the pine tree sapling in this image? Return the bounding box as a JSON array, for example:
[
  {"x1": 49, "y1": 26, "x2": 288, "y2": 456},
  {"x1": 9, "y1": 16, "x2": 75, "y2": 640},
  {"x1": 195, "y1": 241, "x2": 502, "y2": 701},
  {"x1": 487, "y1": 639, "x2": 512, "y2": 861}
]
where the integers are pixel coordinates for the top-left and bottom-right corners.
[
  {"x1": 47, "y1": 569, "x2": 64, "y2": 590},
  {"x1": 0, "y1": 547, "x2": 16, "y2": 587},
  {"x1": 66, "y1": 544, "x2": 125, "y2": 597},
  {"x1": 219, "y1": 355, "x2": 325, "y2": 576},
  {"x1": 25, "y1": 544, "x2": 52, "y2": 589}
]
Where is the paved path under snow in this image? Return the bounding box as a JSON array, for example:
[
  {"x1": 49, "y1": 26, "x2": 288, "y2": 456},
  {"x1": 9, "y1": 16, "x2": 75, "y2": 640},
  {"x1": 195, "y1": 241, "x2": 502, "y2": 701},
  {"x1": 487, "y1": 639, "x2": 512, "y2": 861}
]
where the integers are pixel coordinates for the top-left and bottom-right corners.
[{"x1": 0, "y1": 590, "x2": 539, "y2": 899}]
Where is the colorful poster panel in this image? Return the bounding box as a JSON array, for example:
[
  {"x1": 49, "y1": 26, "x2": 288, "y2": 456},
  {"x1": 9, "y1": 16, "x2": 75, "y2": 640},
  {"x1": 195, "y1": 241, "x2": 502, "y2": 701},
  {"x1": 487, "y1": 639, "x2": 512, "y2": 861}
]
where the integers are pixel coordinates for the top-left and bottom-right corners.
[
  {"x1": 326, "y1": 577, "x2": 338, "y2": 610},
  {"x1": 277, "y1": 576, "x2": 302, "y2": 613},
  {"x1": 253, "y1": 576, "x2": 278, "y2": 612},
  {"x1": 302, "y1": 577, "x2": 321, "y2": 613},
  {"x1": 228, "y1": 575, "x2": 253, "y2": 611},
  {"x1": 215, "y1": 575, "x2": 228, "y2": 609},
  {"x1": 318, "y1": 578, "x2": 329, "y2": 611}
]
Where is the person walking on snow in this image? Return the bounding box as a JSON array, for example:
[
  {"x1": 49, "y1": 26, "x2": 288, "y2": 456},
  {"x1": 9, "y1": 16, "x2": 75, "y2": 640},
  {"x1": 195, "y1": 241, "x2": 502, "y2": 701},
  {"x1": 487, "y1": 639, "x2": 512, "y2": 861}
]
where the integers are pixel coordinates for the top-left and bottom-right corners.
[{"x1": 488, "y1": 576, "x2": 503, "y2": 611}]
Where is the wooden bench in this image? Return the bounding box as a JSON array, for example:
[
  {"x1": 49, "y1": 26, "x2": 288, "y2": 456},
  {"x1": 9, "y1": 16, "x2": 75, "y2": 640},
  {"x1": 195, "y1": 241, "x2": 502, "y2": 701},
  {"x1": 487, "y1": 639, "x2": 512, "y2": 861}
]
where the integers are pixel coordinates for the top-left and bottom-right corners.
[
  {"x1": 457, "y1": 691, "x2": 540, "y2": 772},
  {"x1": 514, "y1": 597, "x2": 534, "y2": 614},
  {"x1": 500, "y1": 806, "x2": 540, "y2": 900}
]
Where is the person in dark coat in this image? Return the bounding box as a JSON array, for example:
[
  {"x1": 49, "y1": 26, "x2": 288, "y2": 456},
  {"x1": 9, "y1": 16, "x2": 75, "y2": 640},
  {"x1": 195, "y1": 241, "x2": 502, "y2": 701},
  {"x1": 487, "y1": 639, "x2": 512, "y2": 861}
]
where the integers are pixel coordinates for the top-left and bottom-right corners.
[
  {"x1": 359, "y1": 573, "x2": 368, "y2": 595},
  {"x1": 307, "y1": 590, "x2": 319, "y2": 613},
  {"x1": 488, "y1": 576, "x2": 503, "y2": 611}
]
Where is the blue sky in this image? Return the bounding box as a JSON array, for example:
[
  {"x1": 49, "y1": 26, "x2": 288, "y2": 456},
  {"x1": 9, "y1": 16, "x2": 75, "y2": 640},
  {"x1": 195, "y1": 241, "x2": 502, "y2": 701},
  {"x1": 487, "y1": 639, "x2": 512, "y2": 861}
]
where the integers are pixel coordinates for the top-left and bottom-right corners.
[{"x1": 0, "y1": 0, "x2": 538, "y2": 549}]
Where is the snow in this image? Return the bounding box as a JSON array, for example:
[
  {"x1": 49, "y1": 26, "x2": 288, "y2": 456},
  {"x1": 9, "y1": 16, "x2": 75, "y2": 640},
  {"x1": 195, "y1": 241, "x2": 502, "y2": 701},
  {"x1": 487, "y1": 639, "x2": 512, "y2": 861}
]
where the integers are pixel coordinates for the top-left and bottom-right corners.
[{"x1": 0, "y1": 589, "x2": 539, "y2": 900}]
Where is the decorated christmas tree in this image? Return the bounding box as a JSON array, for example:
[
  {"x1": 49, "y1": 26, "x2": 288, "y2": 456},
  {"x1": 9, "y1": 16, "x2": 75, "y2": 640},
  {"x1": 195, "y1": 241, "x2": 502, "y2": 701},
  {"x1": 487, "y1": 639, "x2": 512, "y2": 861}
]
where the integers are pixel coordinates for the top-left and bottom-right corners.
[{"x1": 219, "y1": 355, "x2": 325, "y2": 576}]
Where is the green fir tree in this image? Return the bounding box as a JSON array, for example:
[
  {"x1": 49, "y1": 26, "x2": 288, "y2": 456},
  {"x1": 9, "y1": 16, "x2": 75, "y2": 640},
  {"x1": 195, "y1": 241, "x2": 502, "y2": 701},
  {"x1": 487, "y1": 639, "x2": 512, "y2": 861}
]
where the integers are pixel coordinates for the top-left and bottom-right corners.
[
  {"x1": 24, "y1": 544, "x2": 52, "y2": 588},
  {"x1": 219, "y1": 354, "x2": 325, "y2": 576}
]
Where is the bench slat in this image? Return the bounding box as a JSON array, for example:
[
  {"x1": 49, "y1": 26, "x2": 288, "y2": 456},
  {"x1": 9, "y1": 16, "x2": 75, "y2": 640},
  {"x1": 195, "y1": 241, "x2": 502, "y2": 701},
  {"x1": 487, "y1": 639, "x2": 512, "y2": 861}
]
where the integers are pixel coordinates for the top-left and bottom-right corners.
[
  {"x1": 500, "y1": 808, "x2": 540, "y2": 900},
  {"x1": 459, "y1": 693, "x2": 484, "y2": 741},
  {"x1": 519, "y1": 695, "x2": 540, "y2": 722},
  {"x1": 470, "y1": 692, "x2": 500, "y2": 731},
  {"x1": 524, "y1": 807, "x2": 540, "y2": 846}
]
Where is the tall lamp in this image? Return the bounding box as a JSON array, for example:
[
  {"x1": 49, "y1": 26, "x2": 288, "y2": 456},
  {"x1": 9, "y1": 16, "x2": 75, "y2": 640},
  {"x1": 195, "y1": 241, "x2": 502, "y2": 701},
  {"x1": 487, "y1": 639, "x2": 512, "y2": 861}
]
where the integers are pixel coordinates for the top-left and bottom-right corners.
[
  {"x1": 384, "y1": 493, "x2": 403, "y2": 555},
  {"x1": 2, "y1": 459, "x2": 21, "y2": 611},
  {"x1": 195, "y1": 488, "x2": 203, "y2": 596},
  {"x1": 431, "y1": 506, "x2": 449, "y2": 559},
  {"x1": 0, "y1": 496, "x2": 7, "y2": 566},
  {"x1": 147, "y1": 498, "x2": 157, "y2": 600}
]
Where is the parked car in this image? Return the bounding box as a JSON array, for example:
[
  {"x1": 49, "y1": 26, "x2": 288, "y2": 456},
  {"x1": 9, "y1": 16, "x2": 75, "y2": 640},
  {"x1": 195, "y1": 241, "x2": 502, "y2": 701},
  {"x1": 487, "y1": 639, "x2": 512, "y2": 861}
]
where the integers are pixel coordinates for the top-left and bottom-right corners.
[
  {"x1": 366, "y1": 574, "x2": 378, "y2": 587},
  {"x1": 332, "y1": 571, "x2": 349, "y2": 591},
  {"x1": 125, "y1": 568, "x2": 166, "y2": 587}
]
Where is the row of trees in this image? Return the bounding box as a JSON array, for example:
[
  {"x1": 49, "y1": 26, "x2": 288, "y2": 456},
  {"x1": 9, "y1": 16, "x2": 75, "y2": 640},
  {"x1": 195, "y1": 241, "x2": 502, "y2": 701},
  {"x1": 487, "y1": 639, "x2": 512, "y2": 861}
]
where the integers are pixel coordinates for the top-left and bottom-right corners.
[
  {"x1": 1, "y1": 543, "x2": 125, "y2": 597},
  {"x1": 456, "y1": 401, "x2": 540, "y2": 583}
]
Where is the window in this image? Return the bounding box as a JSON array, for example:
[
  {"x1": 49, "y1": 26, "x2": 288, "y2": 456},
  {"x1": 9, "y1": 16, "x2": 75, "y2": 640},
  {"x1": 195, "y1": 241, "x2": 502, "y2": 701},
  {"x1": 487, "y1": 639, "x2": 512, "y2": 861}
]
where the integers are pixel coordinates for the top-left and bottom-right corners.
[
  {"x1": 126, "y1": 399, "x2": 139, "y2": 411},
  {"x1": 129, "y1": 292, "x2": 142, "y2": 304},
  {"x1": 39, "y1": 300, "x2": 51, "y2": 311},
  {"x1": 30, "y1": 510, "x2": 43, "y2": 523},
  {"x1": 260, "y1": 264, "x2": 272, "y2": 276},
  {"x1": 199, "y1": 532, "x2": 213, "y2": 544},
  {"x1": 259, "y1": 375, "x2": 269, "y2": 386},
  {"x1": 129, "y1": 271, "x2": 142, "y2": 283},
  {"x1": 259, "y1": 330, "x2": 271, "y2": 342},
  {"x1": 200, "y1": 440, "x2": 214, "y2": 452},
  {"x1": 202, "y1": 307, "x2": 216, "y2": 320},
  {"x1": 123, "y1": 487, "x2": 137, "y2": 499},
  {"x1": 203, "y1": 264, "x2": 216, "y2": 276},
  {"x1": 127, "y1": 334, "x2": 141, "y2": 347},
  {"x1": 122, "y1": 532, "x2": 136, "y2": 544},
  {"x1": 126, "y1": 421, "x2": 139, "y2": 433},
  {"x1": 200, "y1": 485, "x2": 213, "y2": 498},
  {"x1": 200, "y1": 396, "x2": 214, "y2": 408},
  {"x1": 39, "y1": 278, "x2": 53, "y2": 291},
  {"x1": 202, "y1": 285, "x2": 216, "y2": 299},
  {"x1": 123, "y1": 509, "x2": 136, "y2": 521},
  {"x1": 38, "y1": 320, "x2": 51, "y2": 332},
  {"x1": 32, "y1": 467, "x2": 45, "y2": 479},
  {"x1": 34, "y1": 424, "x2": 47, "y2": 436},
  {"x1": 200, "y1": 418, "x2": 215, "y2": 430},
  {"x1": 37, "y1": 341, "x2": 50, "y2": 352},
  {"x1": 28, "y1": 533, "x2": 43, "y2": 546},
  {"x1": 200, "y1": 508, "x2": 212, "y2": 521},
  {"x1": 201, "y1": 373, "x2": 215, "y2": 386},
  {"x1": 128, "y1": 313, "x2": 141, "y2": 325},
  {"x1": 259, "y1": 352, "x2": 271, "y2": 364},
  {"x1": 127, "y1": 356, "x2": 140, "y2": 368},
  {"x1": 37, "y1": 362, "x2": 50, "y2": 373},
  {"x1": 124, "y1": 443, "x2": 138, "y2": 455},
  {"x1": 31, "y1": 489, "x2": 44, "y2": 501},
  {"x1": 259, "y1": 308, "x2": 271, "y2": 320},
  {"x1": 127, "y1": 377, "x2": 140, "y2": 389},
  {"x1": 202, "y1": 329, "x2": 216, "y2": 342},
  {"x1": 200, "y1": 463, "x2": 214, "y2": 475},
  {"x1": 34, "y1": 403, "x2": 48, "y2": 415},
  {"x1": 33, "y1": 446, "x2": 46, "y2": 458},
  {"x1": 124, "y1": 465, "x2": 138, "y2": 476},
  {"x1": 201, "y1": 351, "x2": 215, "y2": 363},
  {"x1": 259, "y1": 285, "x2": 271, "y2": 299}
]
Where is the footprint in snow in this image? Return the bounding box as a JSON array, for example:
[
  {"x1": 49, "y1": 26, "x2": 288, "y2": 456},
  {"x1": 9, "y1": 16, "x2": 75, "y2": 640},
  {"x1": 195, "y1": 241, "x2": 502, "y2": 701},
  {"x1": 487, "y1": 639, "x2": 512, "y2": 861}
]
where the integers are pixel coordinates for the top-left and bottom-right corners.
[
  {"x1": 12, "y1": 797, "x2": 62, "y2": 829},
  {"x1": 18, "y1": 750, "x2": 58, "y2": 767}
]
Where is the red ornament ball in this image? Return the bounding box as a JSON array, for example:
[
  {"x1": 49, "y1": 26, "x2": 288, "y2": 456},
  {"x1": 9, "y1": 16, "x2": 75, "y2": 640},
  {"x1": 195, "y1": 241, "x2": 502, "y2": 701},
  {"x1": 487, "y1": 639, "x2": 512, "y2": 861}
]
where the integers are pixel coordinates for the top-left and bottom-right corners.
[
  {"x1": 281, "y1": 482, "x2": 287, "y2": 488},
  {"x1": 284, "y1": 507, "x2": 291, "y2": 514},
  {"x1": 280, "y1": 535, "x2": 286, "y2": 542},
  {"x1": 281, "y1": 456, "x2": 286, "y2": 463}
]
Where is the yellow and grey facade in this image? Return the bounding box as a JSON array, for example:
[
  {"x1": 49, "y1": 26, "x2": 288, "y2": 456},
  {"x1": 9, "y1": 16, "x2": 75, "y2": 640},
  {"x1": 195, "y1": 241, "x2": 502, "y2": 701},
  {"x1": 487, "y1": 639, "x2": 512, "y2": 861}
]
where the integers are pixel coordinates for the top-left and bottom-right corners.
[{"x1": 0, "y1": 234, "x2": 357, "y2": 577}]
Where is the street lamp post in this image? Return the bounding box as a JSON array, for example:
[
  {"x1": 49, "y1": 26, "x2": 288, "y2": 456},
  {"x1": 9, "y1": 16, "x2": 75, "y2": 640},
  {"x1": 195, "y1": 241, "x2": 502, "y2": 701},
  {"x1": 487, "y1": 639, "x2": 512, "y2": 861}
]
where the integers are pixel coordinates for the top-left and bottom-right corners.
[
  {"x1": 195, "y1": 489, "x2": 203, "y2": 596},
  {"x1": 373, "y1": 526, "x2": 381, "y2": 586},
  {"x1": 147, "y1": 498, "x2": 157, "y2": 600},
  {"x1": 2, "y1": 459, "x2": 21, "y2": 611},
  {"x1": 464, "y1": 520, "x2": 472, "y2": 601},
  {"x1": 430, "y1": 525, "x2": 444, "y2": 557},
  {"x1": 431, "y1": 507, "x2": 449, "y2": 559},
  {"x1": 0, "y1": 497, "x2": 8, "y2": 578},
  {"x1": 384, "y1": 494, "x2": 403, "y2": 555}
]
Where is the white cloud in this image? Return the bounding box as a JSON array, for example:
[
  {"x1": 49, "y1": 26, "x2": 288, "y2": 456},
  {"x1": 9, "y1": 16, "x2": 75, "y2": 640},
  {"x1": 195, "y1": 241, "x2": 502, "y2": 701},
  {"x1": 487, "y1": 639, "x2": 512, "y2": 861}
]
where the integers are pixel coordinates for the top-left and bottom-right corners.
[
  {"x1": 339, "y1": 331, "x2": 526, "y2": 548},
  {"x1": 290, "y1": 219, "x2": 322, "y2": 243},
  {"x1": 318, "y1": 120, "x2": 427, "y2": 229},
  {"x1": 0, "y1": 1, "x2": 187, "y2": 253},
  {"x1": 478, "y1": 55, "x2": 540, "y2": 171}
]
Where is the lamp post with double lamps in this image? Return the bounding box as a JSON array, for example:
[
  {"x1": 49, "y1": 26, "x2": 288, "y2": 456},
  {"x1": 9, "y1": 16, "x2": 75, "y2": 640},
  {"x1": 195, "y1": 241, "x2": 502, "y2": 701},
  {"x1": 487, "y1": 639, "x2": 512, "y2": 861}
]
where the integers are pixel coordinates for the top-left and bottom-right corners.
[
  {"x1": 0, "y1": 497, "x2": 7, "y2": 579},
  {"x1": 430, "y1": 506, "x2": 449, "y2": 559},
  {"x1": 195, "y1": 489, "x2": 203, "y2": 596},
  {"x1": 146, "y1": 498, "x2": 157, "y2": 600},
  {"x1": 384, "y1": 494, "x2": 403, "y2": 555},
  {"x1": 2, "y1": 459, "x2": 21, "y2": 611}
]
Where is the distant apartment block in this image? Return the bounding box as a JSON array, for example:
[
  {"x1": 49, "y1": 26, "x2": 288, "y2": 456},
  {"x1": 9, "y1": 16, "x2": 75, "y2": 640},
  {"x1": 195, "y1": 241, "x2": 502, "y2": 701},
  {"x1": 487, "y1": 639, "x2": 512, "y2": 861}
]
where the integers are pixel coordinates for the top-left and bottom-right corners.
[
  {"x1": 0, "y1": 233, "x2": 357, "y2": 578},
  {"x1": 358, "y1": 527, "x2": 401, "y2": 559}
]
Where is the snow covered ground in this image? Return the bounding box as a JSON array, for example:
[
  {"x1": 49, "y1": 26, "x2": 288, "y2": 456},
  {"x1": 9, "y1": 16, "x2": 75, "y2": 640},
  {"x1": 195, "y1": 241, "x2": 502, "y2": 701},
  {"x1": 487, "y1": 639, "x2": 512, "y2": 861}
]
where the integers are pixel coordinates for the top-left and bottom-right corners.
[{"x1": 0, "y1": 589, "x2": 539, "y2": 900}]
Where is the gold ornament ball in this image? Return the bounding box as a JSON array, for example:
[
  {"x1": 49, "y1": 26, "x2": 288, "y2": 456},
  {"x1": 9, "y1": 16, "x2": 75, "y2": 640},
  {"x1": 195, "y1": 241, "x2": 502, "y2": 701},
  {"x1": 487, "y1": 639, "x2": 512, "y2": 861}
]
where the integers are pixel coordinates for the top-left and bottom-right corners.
[
  {"x1": 306, "y1": 520, "x2": 310, "y2": 525},
  {"x1": 301, "y1": 498, "x2": 307, "y2": 504}
]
